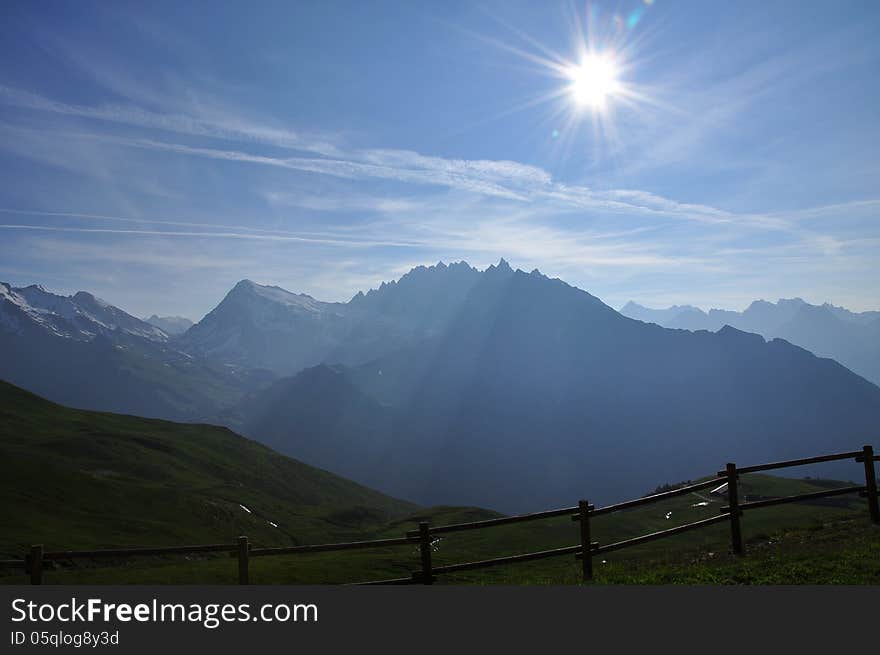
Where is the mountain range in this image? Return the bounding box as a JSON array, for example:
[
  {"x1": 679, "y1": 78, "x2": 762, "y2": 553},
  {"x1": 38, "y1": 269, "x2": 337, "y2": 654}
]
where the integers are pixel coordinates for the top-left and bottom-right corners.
[
  {"x1": 233, "y1": 262, "x2": 880, "y2": 511},
  {"x1": 0, "y1": 282, "x2": 271, "y2": 421},
  {"x1": 2, "y1": 262, "x2": 878, "y2": 512},
  {"x1": 144, "y1": 315, "x2": 194, "y2": 335},
  {"x1": 621, "y1": 298, "x2": 880, "y2": 385},
  {"x1": 179, "y1": 261, "x2": 482, "y2": 375}
]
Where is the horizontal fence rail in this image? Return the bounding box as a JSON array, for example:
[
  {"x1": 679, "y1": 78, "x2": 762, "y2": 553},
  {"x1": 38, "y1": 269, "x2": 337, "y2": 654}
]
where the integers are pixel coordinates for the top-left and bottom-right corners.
[
  {"x1": 406, "y1": 505, "x2": 579, "y2": 538},
  {"x1": 718, "y1": 450, "x2": 864, "y2": 476},
  {"x1": 429, "y1": 544, "x2": 590, "y2": 577},
  {"x1": 569, "y1": 477, "x2": 728, "y2": 521},
  {"x1": 721, "y1": 485, "x2": 866, "y2": 512},
  {"x1": 250, "y1": 536, "x2": 420, "y2": 557},
  {"x1": 350, "y1": 576, "x2": 414, "y2": 586},
  {"x1": 8, "y1": 444, "x2": 878, "y2": 585},
  {"x1": 42, "y1": 544, "x2": 237, "y2": 560},
  {"x1": 578, "y1": 514, "x2": 730, "y2": 557}
]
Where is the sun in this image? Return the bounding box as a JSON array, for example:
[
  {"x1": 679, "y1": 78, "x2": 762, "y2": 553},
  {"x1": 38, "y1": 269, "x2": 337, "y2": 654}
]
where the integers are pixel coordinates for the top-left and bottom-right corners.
[
  {"x1": 454, "y1": 2, "x2": 652, "y2": 150},
  {"x1": 566, "y1": 54, "x2": 621, "y2": 110}
]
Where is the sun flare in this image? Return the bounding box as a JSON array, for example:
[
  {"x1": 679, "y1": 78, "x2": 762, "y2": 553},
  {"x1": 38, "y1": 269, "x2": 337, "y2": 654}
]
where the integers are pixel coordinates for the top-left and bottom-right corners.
[
  {"x1": 456, "y1": 2, "x2": 651, "y2": 151},
  {"x1": 567, "y1": 54, "x2": 621, "y2": 110}
]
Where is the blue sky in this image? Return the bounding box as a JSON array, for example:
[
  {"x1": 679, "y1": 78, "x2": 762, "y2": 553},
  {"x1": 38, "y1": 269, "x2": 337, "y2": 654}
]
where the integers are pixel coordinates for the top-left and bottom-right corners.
[{"x1": 0, "y1": 0, "x2": 878, "y2": 319}]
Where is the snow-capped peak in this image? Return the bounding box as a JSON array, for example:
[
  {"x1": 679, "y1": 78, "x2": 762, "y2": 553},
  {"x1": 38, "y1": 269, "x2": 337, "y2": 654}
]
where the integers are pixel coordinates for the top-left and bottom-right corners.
[
  {"x1": 0, "y1": 281, "x2": 169, "y2": 343},
  {"x1": 231, "y1": 279, "x2": 326, "y2": 312}
]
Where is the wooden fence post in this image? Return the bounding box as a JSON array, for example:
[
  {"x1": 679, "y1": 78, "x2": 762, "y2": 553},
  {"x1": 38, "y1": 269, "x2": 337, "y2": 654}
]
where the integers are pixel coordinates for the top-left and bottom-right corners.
[
  {"x1": 726, "y1": 463, "x2": 744, "y2": 555},
  {"x1": 578, "y1": 500, "x2": 593, "y2": 582},
  {"x1": 418, "y1": 522, "x2": 433, "y2": 585},
  {"x1": 862, "y1": 445, "x2": 879, "y2": 524},
  {"x1": 237, "y1": 536, "x2": 249, "y2": 585},
  {"x1": 29, "y1": 544, "x2": 43, "y2": 585}
]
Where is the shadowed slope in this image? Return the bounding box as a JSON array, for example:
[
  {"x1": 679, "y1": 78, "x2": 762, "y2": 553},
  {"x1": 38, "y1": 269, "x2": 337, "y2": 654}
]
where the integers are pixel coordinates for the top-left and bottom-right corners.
[{"x1": 0, "y1": 380, "x2": 415, "y2": 555}]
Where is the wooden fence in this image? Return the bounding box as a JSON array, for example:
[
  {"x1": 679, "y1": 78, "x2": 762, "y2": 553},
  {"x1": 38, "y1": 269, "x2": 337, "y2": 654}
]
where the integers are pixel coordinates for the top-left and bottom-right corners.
[{"x1": 3, "y1": 444, "x2": 878, "y2": 585}]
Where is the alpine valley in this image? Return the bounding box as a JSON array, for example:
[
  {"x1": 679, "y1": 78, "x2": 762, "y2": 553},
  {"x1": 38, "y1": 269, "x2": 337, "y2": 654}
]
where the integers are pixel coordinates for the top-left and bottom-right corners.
[{"x1": 3, "y1": 261, "x2": 879, "y2": 512}]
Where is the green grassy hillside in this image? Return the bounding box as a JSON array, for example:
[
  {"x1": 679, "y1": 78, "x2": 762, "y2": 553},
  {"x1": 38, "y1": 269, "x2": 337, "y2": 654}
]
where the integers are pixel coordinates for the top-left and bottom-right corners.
[
  {"x1": 425, "y1": 474, "x2": 874, "y2": 584},
  {"x1": 3, "y1": 469, "x2": 874, "y2": 584},
  {"x1": 0, "y1": 380, "x2": 416, "y2": 559},
  {"x1": 0, "y1": 379, "x2": 875, "y2": 585}
]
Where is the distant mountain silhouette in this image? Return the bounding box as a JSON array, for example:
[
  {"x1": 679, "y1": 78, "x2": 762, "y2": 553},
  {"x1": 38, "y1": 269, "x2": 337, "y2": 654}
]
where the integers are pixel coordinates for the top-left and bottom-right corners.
[
  {"x1": 180, "y1": 262, "x2": 481, "y2": 375},
  {"x1": 0, "y1": 282, "x2": 271, "y2": 420},
  {"x1": 144, "y1": 314, "x2": 194, "y2": 335},
  {"x1": 619, "y1": 301, "x2": 705, "y2": 327},
  {"x1": 6, "y1": 265, "x2": 879, "y2": 513},
  {"x1": 178, "y1": 279, "x2": 350, "y2": 375},
  {"x1": 240, "y1": 263, "x2": 880, "y2": 512},
  {"x1": 1, "y1": 282, "x2": 169, "y2": 342},
  {"x1": 621, "y1": 298, "x2": 880, "y2": 385}
]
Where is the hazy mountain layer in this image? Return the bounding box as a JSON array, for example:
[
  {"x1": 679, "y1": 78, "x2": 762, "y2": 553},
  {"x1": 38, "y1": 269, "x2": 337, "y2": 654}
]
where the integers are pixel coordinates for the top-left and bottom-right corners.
[
  {"x1": 621, "y1": 298, "x2": 880, "y2": 385},
  {"x1": 241, "y1": 264, "x2": 880, "y2": 512},
  {"x1": 179, "y1": 262, "x2": 481, "y2": 375},
  {"x1": 0, "y1": 380, "x2": 415, "y2": 553},
  {"x1": 144, "y1": 314, "x2": 194, "y2": 335},
  {"x1": 1, "y1": 282, "x2": 169, "y2": 342},
  {"x1": 6, "y1": 265, "x2": 878, "y2": 514},
  {"x1": 0, "y1": 281, "x2": 273, "y2": 421}
]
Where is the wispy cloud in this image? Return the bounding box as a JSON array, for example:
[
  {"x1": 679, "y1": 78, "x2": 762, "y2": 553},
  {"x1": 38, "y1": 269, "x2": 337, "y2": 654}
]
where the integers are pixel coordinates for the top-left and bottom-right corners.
[
  {"x1": 0, "y1": 80, "x2": 778, "y2": 224},
  {"x1": 1, "y1": 110, "x2": 876, "y2": 294},
  {"x1": 0, "y1": 222, "x2": 420, "y2": 248},
  {"x1": 1, "y1": 5, "x2": 877, "y2": 316},
  {"x1": 0, "y1": 119, "x2": 771, "y2": 224},
  {"x1": 0, "y1": 84, "x2": 341, "y2": 157},
  {"x1": 261, "y1": 190, "x2": 426, "y2": 213}
]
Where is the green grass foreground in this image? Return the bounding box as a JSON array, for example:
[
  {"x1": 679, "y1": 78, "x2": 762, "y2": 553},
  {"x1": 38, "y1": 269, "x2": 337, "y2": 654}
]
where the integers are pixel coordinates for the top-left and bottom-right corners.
[
  {"x1": 0, "y1": 379, "x2": 415, "y2": 555},
  {"x1": 3, "y1": 491, "x2": 876, "y2": 585},
  {"x1": 2, "y1": 379, "x2": 878, "y2": 585},
  {"x1": 444, "y1": 517, "x2": 880, "y2": 585}
]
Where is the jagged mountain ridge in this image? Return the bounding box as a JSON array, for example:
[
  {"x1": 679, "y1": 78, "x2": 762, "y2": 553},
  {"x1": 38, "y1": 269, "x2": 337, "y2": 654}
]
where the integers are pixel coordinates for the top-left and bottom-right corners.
[
  {"x1": 240, "y1": 264, "x2": 880, "y2": 512},
  {"x1": 0, "y1": 281, "x2": 273, "y2": 421},
  {"x1": 179, "y1": 262, "x2": 483, "y2": 375},
  {"x1": 4, "y1": 263, "x2": 879, "y2": 514},
  {"x1": 1, "y1": 282, "x2": 169, "y2": 342}
]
